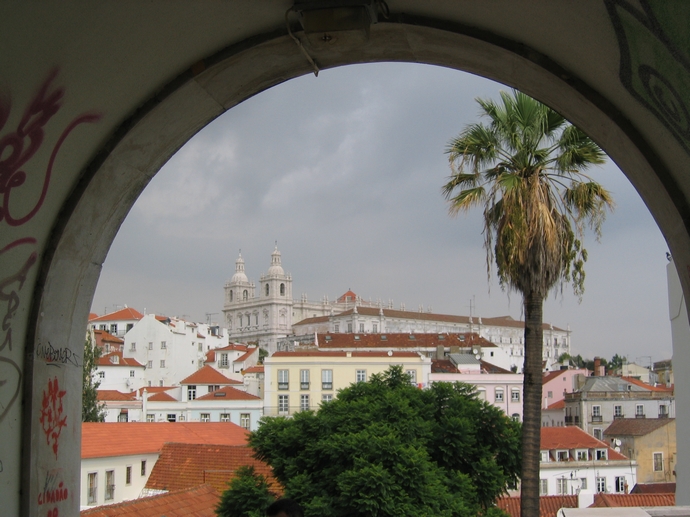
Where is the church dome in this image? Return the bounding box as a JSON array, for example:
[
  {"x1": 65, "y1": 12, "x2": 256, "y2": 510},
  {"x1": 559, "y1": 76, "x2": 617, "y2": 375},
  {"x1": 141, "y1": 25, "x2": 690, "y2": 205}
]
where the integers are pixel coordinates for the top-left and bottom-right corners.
[
  {"x1": 231, "y1": 252, "x2": 249, "y2": 284},
  {"x1": 267, "y1": 245, "x2": 284, "y2": 276}
]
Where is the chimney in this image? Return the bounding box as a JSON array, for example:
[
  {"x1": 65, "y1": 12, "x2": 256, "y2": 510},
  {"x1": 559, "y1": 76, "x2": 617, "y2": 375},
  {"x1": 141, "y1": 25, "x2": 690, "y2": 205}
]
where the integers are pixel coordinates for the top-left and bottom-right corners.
[
  {"x1": 593, "y1": 357, "x2": 605, "y2": 376},
  {"x1": 436, "y1": 345, "x2": 444, "y2": 360}
]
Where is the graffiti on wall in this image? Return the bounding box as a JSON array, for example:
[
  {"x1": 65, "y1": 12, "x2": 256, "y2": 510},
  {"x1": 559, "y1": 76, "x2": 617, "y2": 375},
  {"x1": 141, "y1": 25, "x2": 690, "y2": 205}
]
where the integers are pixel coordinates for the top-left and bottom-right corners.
[
  {"x1": 39, "y1": 377, "x2": 67, "y2": 459},
  {"x1": 0, "y1": 69, "x2": 101, "y2": 424},
  {"x1": 606, "y1": 0, "x2": 690, "y2": 155}
]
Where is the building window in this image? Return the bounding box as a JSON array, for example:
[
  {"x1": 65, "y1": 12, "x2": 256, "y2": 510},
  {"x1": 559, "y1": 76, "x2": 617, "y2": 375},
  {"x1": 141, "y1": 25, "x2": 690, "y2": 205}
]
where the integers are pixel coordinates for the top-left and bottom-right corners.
[
  {"x1": 160, "y1": 360, "x2": 166, "y2": 368},
  {"x1": 659, "y1": 404, "x2": 668, "y2": 417},
  {"x1": 334, "y1": 324, "x2": 340, "y2": 333},
  {"x1": 596, "y1": 476, "x2": 606, "y2": 493},
  {"x1": 208, "y1": 385, "x2": 219, "y2": 393},
  {"x1": 220, "y1": 353, "x2": 229, "y2": 368},
  {"x1": 98, "y1": 371, "x2": 105, "y2": 379},
  {"x1": 110, "y1": 323, "x2": 117, "y2": 334},
  {"x1": 278, "y1": 369, "x2": 289, "y2": 390},
  {"x1": 179, "y1": 414, "x2": 186, "y2": 421},
  {"x1": 118, "y1": 412, "x2": 128, "y2": 422},
  {"x1": 146, "y1": 360, "x2": 152, "y2": 369},
  {"x1": 347, "y1": 323, "x2": 353, "y2": 333},
  {"x1": 161, "y1": 341, "x2": 166, "y2": 349},
  {"x1": 188, "y1": 385, "x2": 196, "y2": 400},
  {"x1": 539, "y1": 479, "x2": 548, "y2": 496},
  {"x1": 595, "y1": 449, "x2": 607, "y2": 460},
  {"x1": 87, "y1": 472, "x2": 98, "y2": 505},
  {"x1": 557, "y1": 478, "x2": 568, "y2": 495},
  {"x1": 615, "y1": 476, "x2": 626, "y2": 493},
  {"x1": 540, "y1": 451, "x2": 549, "y2": 463},
  {"x1": 557, "y1": 450, "x2": 569, "y2": 462},
  {"x1": 198, "y1": 343, "x2": 203, "y2": 352},
  {"x1": 511, "y1": 413, "x2": 520, "y2": 421},
  {"x1": 511, "y1": 389, "x2": 520, "y2": 402},
  {"x1": 654, "y1": 452, "x2": 664, "y2": 472},
  {"x1": 580, "y1": 478, "x2": 587, "y2": 490},
  {"x1": 300, "y1": 369, "x2": 310, "y2": 389},
  {"x1": 300, "y1": 394, "x2": 310, "y2": 411},
  {"x1": 322, "y1": 394, "x2": 333, "y2": 403},
  {"x1": 636, "y1": 404, "x2": 645, "y2": 418},
  {"x1": 280, "y1": 283, "x2": 285, "y2": 295},
  {"x1": 547, "y1": 391, "x2": 553, "y2": 398},
  {"x1": 592, "y1": 405, "x2": 602, "y2": 422},
  {"x1": 141, "y1": 460, "x2": 147, "y2": 476},
  {"x1": 278, "y1": 395, "x2": 289, "y2": 414},
  {"x1": 614, "y1": 405, "x2": 623, "y2": 417},
  {"x1": 159, "y1": 380, "x2": 164, "y2": 387},
  {"x1": 373, "y1": 323, "x2": 378, "y2": 333},
  {"x1": 146, "y1": 413, "x2": 155, "y2": 422},
  {"x1": 130, "y1": 342, "x2": 136, "y2": 351},
  {"x1": 126, "y1": 466, "x2": 132, "y2": 485},
  {"x1": 148, "y1": 342, "x2": 153, "y2": 350},
  {"x1": 356, "y1": 370, "x2": 367, "y2": 383},
  {"x1": 220, "y1": 413, "x2": 230, "y2": 422},
  {"x1": 576, "y1": 450, "x2": 588, "y2": 461},
  {"x1": 200, "y1": 413, "x2": 210, "y2": 422},
  {"x1": 593, "y1": 428, "x2": 602, "y2": 440},
  {"x1": 322, "y1": 369, "x2": 333, "y2": 390},
  {"x1": 359, "y1": 323, "x2": 364, "y2": 332},
  {"x1": 129, "y1": 369, "x2": 135, "y2": 377},
  {"x1": 240, "y1": 413, "x2": 250, "y2": 429},
  {"x1": 166, "y1": 413, "x2": 176, "y2": 422},
  {"x1": 105, "y1": 470, "x2": 115, "y2": 501},
  {"x1": 406, "y1": 370, "x2": 417, "y2": 385},
  {"x1": 495, "y1": 389, "x2": 504, "y2": 402}
]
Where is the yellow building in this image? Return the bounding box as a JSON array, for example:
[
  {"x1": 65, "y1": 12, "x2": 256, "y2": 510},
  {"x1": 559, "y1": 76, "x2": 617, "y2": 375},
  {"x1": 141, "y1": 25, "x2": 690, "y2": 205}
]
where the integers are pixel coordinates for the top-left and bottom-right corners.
[
  {"x1": 263, "y1": 351, "x2": 431, "y2": 416},
  {"x1": 604, "y1": 418, "x2": 676, "y2": 485}
]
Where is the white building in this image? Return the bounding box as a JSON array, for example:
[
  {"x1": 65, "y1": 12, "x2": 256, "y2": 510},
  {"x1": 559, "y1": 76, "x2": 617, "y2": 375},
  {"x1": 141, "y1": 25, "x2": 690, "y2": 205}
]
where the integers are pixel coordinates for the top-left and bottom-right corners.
[
  {"x1": 89, "y1": 307, "x2": 144, "y2": 338},
  {"x1": 80, "y1": 422, "x2": 248, "y2": 509},
  {"x1": 95, "y1": 351, "x2": 146, "y2": 392},
  {"x1": 123, "y1": 314, "x2": 229, "y2": 388},
  {"x1": 204, "y1": 343, "x2": 260, "y2": 381},
  {"x1": 539, "y1": 426, "x2": 637, "y2": 496}
]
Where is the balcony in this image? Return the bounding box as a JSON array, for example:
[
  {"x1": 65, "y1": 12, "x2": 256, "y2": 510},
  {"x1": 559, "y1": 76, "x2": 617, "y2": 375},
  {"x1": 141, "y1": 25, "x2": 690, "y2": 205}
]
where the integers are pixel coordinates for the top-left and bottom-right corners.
[
  {"x1": 591, "y1": 415, "x2": 603, "y2": 423},
  {"x1": 636, "y1": 413, "x2": 646, "y2": 419},
  {"x1": 300, "y1": 382, "x2": 310, "y2": 390},
  {"x1": 278, "y1": 382, "x2": 289, "y2": 390},
  {"x1": 322, "y1": 382, "x2": 333, "y2": 390}
]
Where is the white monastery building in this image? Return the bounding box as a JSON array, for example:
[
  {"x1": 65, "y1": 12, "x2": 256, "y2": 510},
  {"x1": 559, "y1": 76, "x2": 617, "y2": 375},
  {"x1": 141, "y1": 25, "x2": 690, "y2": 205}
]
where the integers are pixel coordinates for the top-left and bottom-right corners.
[{"x1": 223, "y1": 247, "x2": 571, "y2": 366}]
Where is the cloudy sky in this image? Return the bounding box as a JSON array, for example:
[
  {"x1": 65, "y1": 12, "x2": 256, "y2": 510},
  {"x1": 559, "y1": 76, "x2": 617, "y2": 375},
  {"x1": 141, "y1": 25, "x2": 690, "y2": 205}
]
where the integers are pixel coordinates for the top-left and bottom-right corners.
[{"x1": 91, "y1": 62, "x2": 672, "y2": 363}]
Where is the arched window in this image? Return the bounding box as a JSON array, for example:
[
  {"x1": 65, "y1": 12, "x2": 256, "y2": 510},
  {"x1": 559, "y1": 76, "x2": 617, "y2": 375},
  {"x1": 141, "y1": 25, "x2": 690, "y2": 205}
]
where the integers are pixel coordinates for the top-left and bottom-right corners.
[
  {"x1": 265, "y1": 284, "x2": 269, "y2": 296},
  {"x1": 238, "y1": 315, "x2": 243, "y2": 327},
  {"x1": 229, "y1": 290, "x2": 233, "y2": 302},
  {"x1": 280, "y1": 283, "x2": 285, "y2": 296},
  {"x1": 243, "y1": 290, "x2": 248, "y2": 301}
]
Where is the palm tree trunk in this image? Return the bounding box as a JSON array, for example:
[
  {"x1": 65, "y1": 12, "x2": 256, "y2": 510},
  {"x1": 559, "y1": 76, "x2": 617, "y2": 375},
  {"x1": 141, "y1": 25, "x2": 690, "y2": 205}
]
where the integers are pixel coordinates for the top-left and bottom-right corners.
[{"x1": 520, "y1": 290, "x2": 544, "y2": 517}]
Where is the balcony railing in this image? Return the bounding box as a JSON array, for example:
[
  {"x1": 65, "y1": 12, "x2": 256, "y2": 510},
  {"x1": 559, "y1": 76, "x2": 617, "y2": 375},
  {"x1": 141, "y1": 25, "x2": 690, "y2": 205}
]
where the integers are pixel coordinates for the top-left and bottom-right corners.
[
  {"x1": 105, "y1": 484, "x2": 115, "y2": 501},
  {"x1": 322, "y1": 382, "x2": 333, "y2": 390},
  {"x1": 636, "y1": 413, "x2": 646, "y2": 419},
  {"x1": 87, "y1": 487, "x2": 97, "y2": 505},
  {"x1": 300, "y1": 382, "x2": 310, "y2": 390},
  {"x1": 278, "y1": 382, "x2": 289, "y2": 390},
  {"x1": 591, "y1": 415, "x2": 603, "y2": 423}
]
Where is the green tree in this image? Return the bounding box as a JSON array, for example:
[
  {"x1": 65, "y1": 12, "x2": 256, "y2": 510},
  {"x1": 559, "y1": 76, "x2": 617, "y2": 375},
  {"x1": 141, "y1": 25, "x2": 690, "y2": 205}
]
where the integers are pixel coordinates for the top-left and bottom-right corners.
[
  {"x1": 443, "y1": 90, "x2": 613, "y2": 517},
  {"x1": 251, "y1": 366, "x2": 518, "y2": 517},
  {"x1": 82, "y1": 332, "x2": 106, "y2": 422},
  {"x1": 216, "y1": 465, "x2": 275, "y2": 517},
  {"x1": 609, "y1": 353, "x2": 627, "y2": 372}
]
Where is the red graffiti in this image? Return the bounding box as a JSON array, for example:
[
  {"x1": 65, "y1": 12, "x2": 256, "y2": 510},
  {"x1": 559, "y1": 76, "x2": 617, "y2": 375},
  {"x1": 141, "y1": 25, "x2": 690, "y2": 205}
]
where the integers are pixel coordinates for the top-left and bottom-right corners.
[
  {"x1": 47, "y1": 508, "x2": 59, "y2": 517},
  {"x1": 38, "y1": 481, "x2": 68, "y2": 505},
  {"x1": 0, "y1": 68, "x2": 101, "y2": 226},
  {"x1": 39, "y1": 377, "x2": 67, "y2": 458}
]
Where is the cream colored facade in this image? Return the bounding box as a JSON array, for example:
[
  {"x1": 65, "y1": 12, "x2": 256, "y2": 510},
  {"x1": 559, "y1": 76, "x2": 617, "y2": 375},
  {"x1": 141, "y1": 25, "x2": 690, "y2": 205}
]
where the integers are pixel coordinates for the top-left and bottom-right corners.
[{"x1": 263, "y1": 351, "x2": 431, "y2": 416}]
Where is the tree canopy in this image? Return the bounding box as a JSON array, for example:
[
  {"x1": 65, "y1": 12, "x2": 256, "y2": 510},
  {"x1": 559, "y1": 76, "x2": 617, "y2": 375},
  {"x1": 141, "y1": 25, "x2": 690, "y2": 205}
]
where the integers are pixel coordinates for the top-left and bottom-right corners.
[
  {"x1": 82, "y1": 332, "x2": 106, "y2": 422},
  {"x1": 216, "y1": 465, "x2": 276, "y2": 517},
  {"x1": 250, "y1": 366, "x2": 519, "y2": 517}
]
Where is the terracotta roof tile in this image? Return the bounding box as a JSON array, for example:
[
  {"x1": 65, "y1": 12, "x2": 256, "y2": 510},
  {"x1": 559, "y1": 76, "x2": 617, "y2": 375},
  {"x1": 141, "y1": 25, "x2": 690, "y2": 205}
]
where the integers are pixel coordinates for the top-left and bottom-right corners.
[
  {"x1": 590, "y1": 493, "x2": 675, "y2": 507},
  {"x1": 93, "y1": 329, "x2": 123, "y2": 345},
  {"x1": 541, "y1": 427, "x2": 627, "y2": 460},
  {"x1": 89, "y1": 307, "x2": 144, "y2": 322},
  {"x1": 543, "y1": 370, "x2": 565, "y2": 384},
  {"x1": 631, "y1": 482, "x2": 676, "y2": 494},
  {"x1": 546, "y1": 399, "x2": 565, "y2": 410},
  {"x1": 81, "y1": 422, "x2": 249, "y2": 458},
  {"x1": 621, "y1": 376, "x2": 674, "y2": 393},
  {"x1": 316, "y1": 332, "x2": 498, "y2": 349},
  {"x1": 136, "y1": 386, "x2": 175, "y2": 396},
  {"x1": 243, "y1": 365, "x2": 264, "y2": 374},
  {"x1": 80, "y1": 484, "x2": 219, "y2": 517},
  {"x1": 147, "y1": 392, "x2": 177, "y2": 402},
  {"x1": 97, "y1": 351, "x2": 144, "y2": 368},
  {"x1": 336, "y1": 290, "x2": 358, "y2": 302},
  {"x1": 604, "y1": 418, "x2": 674, "y2": 437},
  {"x1": 481, "y1": 360, "x2": 513, "y2": 374},
  {"x1": 88, "y1": 312, "x2": 99, "y2": 321},
  {"x1": 97, "y1": 390, "x2": 137, "y2": 401},
  {"x1": 272, "y1": 350, "x2": 422, "y2": 358},
  {"x1": 146, "y1": 443, "x2": 280, "y2": 494},
  {"x1": 195, "y1": 386, "x2": 261, "y2": 401},
  {"x1": 235, "y1": 347, "x2": 258, "y2": 363},
  {"x1": 496, "y1": 495, "x2": 578, "y2": 517},
  {"x1": 180, "y1": 365, "x2": 239, "y2": 385}
]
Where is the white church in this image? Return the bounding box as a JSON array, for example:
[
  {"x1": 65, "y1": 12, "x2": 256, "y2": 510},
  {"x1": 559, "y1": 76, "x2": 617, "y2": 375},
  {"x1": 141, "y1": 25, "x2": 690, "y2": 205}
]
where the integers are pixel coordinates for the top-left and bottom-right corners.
[{"x1": 222, "y1": 247, "x2": 571, "y2": 366}]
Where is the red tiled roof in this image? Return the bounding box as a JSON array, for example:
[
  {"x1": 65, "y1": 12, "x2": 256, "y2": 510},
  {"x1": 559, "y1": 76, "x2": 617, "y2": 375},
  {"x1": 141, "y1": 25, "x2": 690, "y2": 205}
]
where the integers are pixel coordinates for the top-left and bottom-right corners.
[
  {"x1": 195, "y1": 386, "x2": 261, "y2": 401},
  {"x1": 155, "y1": 314, "x2": 169, "y2": 322},
  {"x1": 215, "y1": 343, "x2": 249, "y2": 352},
  {"x1": 145, "y1": 443, "x2": 280, "y2": 494},
  {"x1": 147, "y1": 392, "x2": 177, "y2": 402},
  {"x1": 316, "y1": 332, "x2": 498, "y2": 349},
  {"x1": 180, "y1": 365, "x2": 240, "y2": 385},
  {"x1": 590, "y1": 493, "x2": 675, "y2": 507},
  {"x1": 97, "y1": 351, "x2": 144, "y2": 368},
  {"x1": 243, "y1": 365, "x2": 264, "y2": 374},
  {"x1": 88, "y1": 312, "x2": 99, "y2": 321},
  {"x1": 604, "y1": 418, "x2": 674, "y2": 437},
  {"x1": 622, "y1": 376, "x2": 674, "y2": 393},
  {"x1": 272, "y1": 350, "x2": 422, "y2": 358},
  {"x1": 136, "y1": 386, "x2": 175, "y2": 396},
  {"x1": 93, "y1": 329, "x2": 123, "y2": 345},
  {"x1": 481, "y1": 360, "x2": 513, "y2": 374},
  {"x1": 541, "y1": 427, "x2": 627, "y2": 460},
  {"x1": 80, "y1": 484, "x2": 219, "y2": 517},
  {"x1": 543, "y1": 370, "x2": 564, "y2": 384},
  {"x1": 89, "y1": 307, "x2": 144, "y2": 322},
  {"x1": 431, "y1": 359, "x2": 457, "y2": 373},
  {"x1": 631, "y1": 482, "x2": 676, "y2": 494},
  {"x1": 97, "y1": 390, "x2": 137, "y2": 401},
  {"x1": 81, "y1": 422, "x2": 249, "y2": 458},
  {"x1": 496, "y1": 495, "x2": 577, "y2": 517},
  {"x1": 337, "y1": 290, "x2": 358, "y2": 302},
  {"x1": 546, "y1": 399, "x2": 565, "y2": 410},
  {"x1": 235, "y1": 347, "x2": 258, "y2": 363}
]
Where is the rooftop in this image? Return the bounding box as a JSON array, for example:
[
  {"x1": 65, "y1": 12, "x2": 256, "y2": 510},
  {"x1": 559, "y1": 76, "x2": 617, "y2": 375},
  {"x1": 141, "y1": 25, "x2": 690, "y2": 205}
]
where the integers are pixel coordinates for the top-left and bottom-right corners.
[
  {"x1": 81, "y1": 422, "x2": 249, "y2": 458},
  {"x1": 541, "y1": 426, "x2": 627, "y2": 460},
  {"x1": 271, "y1": 350, "x2": 423, "y2": 359},
  {"x1": 195, "y1": 386, "x2": 261, "y2": 401},
  {"x1": 89, "y1": 307, "x2": 144, "y2": 322},
  {"x1": 604, "y1": 418, "x2": 674, "y2": 437},
  {"x1": 79, "y1": 484, "x2": 219, "y2": 517},
  {"x1": 316, "y1": 332, "x2": 498, "y2": 350},
  {"x1": 179, "y1": 365, "x2": 241, "y2": 385}
]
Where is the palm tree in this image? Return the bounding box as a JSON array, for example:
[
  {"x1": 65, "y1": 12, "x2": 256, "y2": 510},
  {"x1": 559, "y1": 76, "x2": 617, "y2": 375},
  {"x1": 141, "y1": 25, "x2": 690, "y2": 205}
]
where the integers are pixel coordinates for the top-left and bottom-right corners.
[{"x1": 442, "y1": 90, "x2": 613, "y2": 517}]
